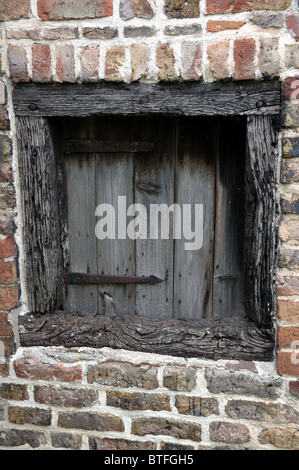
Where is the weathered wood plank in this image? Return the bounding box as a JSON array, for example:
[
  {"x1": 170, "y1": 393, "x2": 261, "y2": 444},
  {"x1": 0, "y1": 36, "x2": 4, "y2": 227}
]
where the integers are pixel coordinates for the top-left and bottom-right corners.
[
  {"x1": 174, "y1": 117, "x2": 216, "y2": 320},
  {"x1": 244, "y1": 115, "x2": 278, "y2": 328},
  {"x1": 16, "y1": 116, "x2": 63, "y2": 313},
  {"x1": 12, "y1": 82, "x2": 281, "y2": 118},
  {"x1": 19, "y1": 311, "x2": 274, "y2": 361},
  {"x1": 213, "y1": 117, "x2": 246, "y2": 318},
  {"x1": 64, "y1": 140, "x2": 155, "y2": 154}
]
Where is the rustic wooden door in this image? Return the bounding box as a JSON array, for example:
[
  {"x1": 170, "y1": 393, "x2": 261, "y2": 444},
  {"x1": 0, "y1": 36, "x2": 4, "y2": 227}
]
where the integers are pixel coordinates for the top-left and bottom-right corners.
[{"x1": 62, "y1": 115, "x2": 246, "y2": 321}]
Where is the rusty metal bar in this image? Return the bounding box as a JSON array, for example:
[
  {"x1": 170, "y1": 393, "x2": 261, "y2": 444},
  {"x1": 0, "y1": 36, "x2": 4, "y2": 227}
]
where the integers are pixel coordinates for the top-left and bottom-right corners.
[{"x1": 64, "y1": 273, "x2": 164, "y2": 285}]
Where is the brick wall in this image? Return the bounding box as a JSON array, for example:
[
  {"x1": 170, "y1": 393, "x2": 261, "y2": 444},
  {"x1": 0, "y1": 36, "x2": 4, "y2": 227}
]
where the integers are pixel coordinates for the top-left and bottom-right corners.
[{"x1": 0, "y1": 0, "x2": 298, "y2": 450}]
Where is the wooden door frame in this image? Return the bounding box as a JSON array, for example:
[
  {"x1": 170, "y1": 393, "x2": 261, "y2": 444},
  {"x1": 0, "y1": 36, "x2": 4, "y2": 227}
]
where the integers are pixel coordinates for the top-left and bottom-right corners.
[{"x1": 13, "y1": 81, "x2": 281, "y2": 361}]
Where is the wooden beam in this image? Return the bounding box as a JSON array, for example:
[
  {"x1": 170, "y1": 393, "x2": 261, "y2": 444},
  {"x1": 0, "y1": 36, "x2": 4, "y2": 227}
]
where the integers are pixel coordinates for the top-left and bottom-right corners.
[
  {"x1": 12, "y1": 81, "x2": 281, "y2": 118},
  {"x1": 16, "y1": 116, "x2": 64, "y2": 313},
  {"x1": 19, "y1": 311, "x2": 274, "y2": 361},
  {"x1": 244, "y1": 115, "x2": 279, "y2": 328}
]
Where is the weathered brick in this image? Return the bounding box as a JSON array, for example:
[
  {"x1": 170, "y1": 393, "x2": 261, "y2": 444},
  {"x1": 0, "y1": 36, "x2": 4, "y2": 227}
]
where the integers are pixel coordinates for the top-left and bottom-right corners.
[
  {"x1": 132, "y1": 417, "x2": 201, "y2": 442},
  {"x1": 89, "y1": 437, "x2": 157, "y2": 450},
  {"x1": 43, "y1": 27, "x2": 79, "y2": 40},
  {"x1": 207, "y1": 20, "x2": 245, "y2": 32},
  {"x1": 56, "y1": 45, "x2": 76, "y2": 83},
  {"x1": 277, "y1": 279, "x2": 299, "y2": 298},
  {"x1": 51, "y1": 432, "x2": 82, "y2": 450},
  {"x1": 206, "y1": 0, "x2": 291, "y2": 15},
  {"x1": 0, "y1": 429, "x2": 47, "y2": 448},
  {"x1": 80, "y1": 45, "x2": 100, "y2": 82},
  {"x1": 0, "y1": 135, "x2": 12, "y2": 164},
  {"x1": 0, "y1": 0, "x2": 30, "y2": 21},
  {"x1": 249, "y1": 13, "x2": 284, "y2": 28},
  {"x1": 82, "y1": 27, "x2": 118, "y2": 39},
  {"x1": 0, "y1": 285, "x2": 19, "y2": 311},
  {"x1": 0, "y1": 314, "x2": 13, "y2": 335},
  {"x1": 181, "y1": 42, "x2": 202, "y2": 81},
  {"x1": 14, "y1": 357, "x2": 82, "y2": 382},
  {"x1": 156, "y1": 43, "x2": 177, "y2": 81},
  {"x1": 205, "y1": 368, "x2": 282, "y2": 398},
  {"x1": 210, "y1": 422, "x2": 250, "y2": 444},
  {"x1": 0, "y1": 81, "x2": 6, "y2": 105},
  {"x1": 278, "y1": 247, "x2": 299, "y2": 270},
  {"x1": 258, "y1": 37, "x2": 280, "y2": 79},
  {"x1": 0, "y1": 383, "x2": 29, "y2": 401},
  {"x1": 107, "y1": 391, "x2": 171, "y2": 411},
  {"x1": 175, "y1": 395, "x2": 219, "y2": 417},
  {"x1": 226, "y1": 400, "x2": 299, "y2": 424},
  {"x1": 0, "y1": 184, "x2": 15, "y2": 210},
  {"x1": 87, "y1": 361, "x2": 159, "y2": 389},
  {"x1": 234, "y1": 38, "x2": 256, "y2": 81},
  {"x1": 0, "y1": 261, "x2": 17, "y2": 284},
  {"x1": 283, "y1": 103, "x2": 299, "y2": 128},
  {"x1": 281, "y1": 160, "x2": 299, "y2": 184},
  {"x1": 125, "y1": 26, "x2": 156, "y2": 38},
  {"x1": 277, "y1": 351, "x2": 299, "y2": 377},
  {"x1": 165, "y1": 24, "x2": 202, "y2": 36},
  {"x1": 32, "y1": 44, "x2": 52, "y2": 83},
  {"x1": 130, "y1": 43, "x2": 151, "y2": 81},
  {"x1": 34, "y1": 385, "x2": 98, "y2": 408},
  {"x1": 0, "y1": 336, "x2": 16, "y2": 359},
  {"x1": 286, "y1": 44, "x2": 299, "y2": 69},
  {"x1": 259, "y1": 427, "x2": 299, "y2": 449},
  {"x1": 163, "y1": 366, "x2": 197, "y2": 392},
  {"x1": 160, "y1": 442, "x2": 195, "y2": 450},
  {"x1": 58, "y1": 411, "x2": 124, "y2": 432},
  {"x1": 9, "y1": 407, "x2": 52, "y2": 426},
  {"x1": 282, "y1": 137, "x2": 299, "y2": 158},
  {"x1": 0, "y1": 405, "x2": 4, "y2": 420},
  {"x1": 283, "y1": 78, "x2": 299, "y2": 101},
  {"x1": 278, "y1": 327, "x2": 299, "y2": 349},
  {"x1": 0, "y1": 210, "x2": 15, "y2": 236},
  {"x1": 281, "y1": 194, "x2": 299, "y2": 215},
  {"x1": 7, "y1": 45, "x2": 29, "y2": 83},
  {"x1": 287, "y1": 15, "x2": 299, "y2": 39},
  {"x1": 120, "y1": 0, "x2": 154, "y2": 20},
  {"x1": 164, "y1": 0, "x2": 199, "y2": 19},
  {"x1": 105, "y1": 45, "x2": 125, "y2": 82},
  {"x1": 279, "y1": 216, "x2": 299, "y2": 243},
  {"x1": 208, "y1": 40, "x2": 230, "y2": 81},
  {"x1": 0, "y1": 109, "x2": 10, "y2": 131},
  {"x1": 225, "y1": 361, "x2": 258, "y2": 373},
  {"x1": 6, "y1": 29, "x2": 41, "y2": 40},
  {"x1": 0, "y1": 163, "x2": 13, "y2": 183},
  {"x1": 289, "y1": 381, "x2": 299, "y2": 399},
  {"x1": 0, "y1": 236, "x2": 15, "y2": 260},
  {"x1": 278, "y1": 300, "x2": 299, "y2": 322},
  {"x1": 38, "y1": 0, "x2": 113, "y2": 20}
]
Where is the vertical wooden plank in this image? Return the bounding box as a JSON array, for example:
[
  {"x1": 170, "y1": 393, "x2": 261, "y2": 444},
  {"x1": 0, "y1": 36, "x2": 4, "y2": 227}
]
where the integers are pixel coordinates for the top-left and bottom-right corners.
[
  {"x1": 134, "y1": 116, "x2": 175, "y2": 320},
  {"x1": 16, "y1": 116, "x2": 63, "y2": 313},
  {"x1": 63, "y1": 118, "x2": 98, "y2": 312},
  {"x1": 94, "y1": 117, "x2": 135, "y2": 317},
  {"x1": 213, "y1": 117, "x2": 246, "y2": 318},
  {"x1": 244, "y1": 115, "x2": 278, "y2": 328},
  {"x1": 173, "y1": 117, "x2": 216, "y2": 320}
]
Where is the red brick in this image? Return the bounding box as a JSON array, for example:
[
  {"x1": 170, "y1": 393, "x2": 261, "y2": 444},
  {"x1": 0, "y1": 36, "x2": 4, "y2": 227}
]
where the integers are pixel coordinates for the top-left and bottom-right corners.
[
  {"x1": 278, "y1": 327, "x2": 299, "y2": 349},
  {"x1": 277, "y1": 351, "x2": 299, "y2": 377},
  {"x1": 207, "y1": 40, "x2": 230, "y2": 81},
  {"x1": 207, "y1": 20, "x2": 245, "y2": 32},
  {"x1": 287, "y1": 15, "x2": 299, "y2": 39},
  {"x1": 283, "y1": 77, "x2": 299, "y2": 101},
  {"x1": 206, "y1": 0, "x2": 292, "y2": 15},
  {"x1": 0, "y1": 285, "x2": 19, "y2": 311},
  {"x1": 278, "y1": 300, "x2": 299, "y2": 323},
  {"x1": 209, "y1": 421, "x2": 250, "y2": 443},
  {"x1": 38, "y1": 0, "x2": 113, "y2": 20},
  {"x1": 289, "y1": 381, "x2": 299, "y2": 398},
  {"x1": 58, "y1": 411, "x2": 124, "y2": 432},
  {"x1": 0, "y1": 237, "x2": 16, "y2": 260},
  {"x1": 56, "y1": 45, "x2": 76, "y2": 83},
  {"x1": 14, "y1": 357, "x2": 82, "y2": 382},
  {"x1": 8, "y1": 45, "x2": 29, "y2": 83},
  {"x1": 120, "y1": 0, "x2": 154, "y2": 20},
  {"x1": 0, "y1": 261, "x2": 17, "y2": 285},
  {"x1": 32, "y1": 44, "x2": 52, "y2": 83},
  {"x1": 80, "y1": 45, "x2": 100, "y2": 82},
  {"x1": 234, "y1": 38, "x2": 256, "y2": 80},
  {"x1": 0, "y1": 0, "x2": 30, "y2": 21},
  {"x1": 0, "y1": 313, "x2": 13, "y2": 335}
]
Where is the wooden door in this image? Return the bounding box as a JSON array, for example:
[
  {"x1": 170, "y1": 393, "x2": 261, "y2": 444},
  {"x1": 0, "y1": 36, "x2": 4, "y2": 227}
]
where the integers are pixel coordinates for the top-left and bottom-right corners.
[{"x1": 62, "y1": 115, "x2": 246, "y2": 321}]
